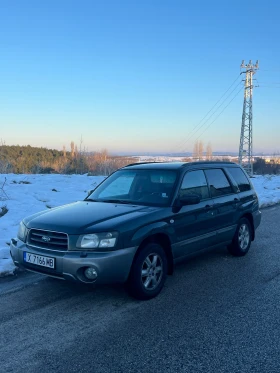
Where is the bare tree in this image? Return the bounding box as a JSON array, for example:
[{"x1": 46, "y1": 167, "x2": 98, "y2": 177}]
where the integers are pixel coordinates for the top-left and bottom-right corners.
[
  {"x1": 100, "y1": 149, "x2": 108, "y2": 162},
  {"x1": 272, "y1": 151, "x2": 280, "y2": 164},
  {"x1": 0, "y1": 177, "x2": 9, "y2": 201},
  {"x1": 206, "y1": 143, "x2": 213, "y2": 160},
  {"x1": 70, "y1": 141, "x2": 75, "y2": 158},
  {"x1": 0, "y1": 160, "x2": 12, "y2": 173},
  {"x1": 193, "y1": 141, "x2": 199, "y2": 160},
  {"x1": 198, "y1": 141, "x2": 204, "y2": 160}
]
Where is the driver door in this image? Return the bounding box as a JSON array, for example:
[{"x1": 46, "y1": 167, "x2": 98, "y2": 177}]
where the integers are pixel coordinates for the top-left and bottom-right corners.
[{"x1": 172, "y1": 169, "x2": 217, "y2": 259}]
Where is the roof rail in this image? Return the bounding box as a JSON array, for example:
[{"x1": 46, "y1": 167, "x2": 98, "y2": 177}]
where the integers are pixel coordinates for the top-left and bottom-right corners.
[
  {"x1": 181, "y1": 161, "x2": 235, "y2": 166},
  {"x1": 122, "y1": 160, "x2": 236, "y2": 169},
  {"x1": 123, "y1": 161, "x2": 164, "y2": 168}
]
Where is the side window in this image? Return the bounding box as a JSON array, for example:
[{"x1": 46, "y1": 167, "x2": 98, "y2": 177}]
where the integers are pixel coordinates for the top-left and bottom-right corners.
[
  {"x1": 179, "y1": 170, "x2": 209, "y2": 200},
  {"x1": 205, "y1": 169, "x2": 233, "y2": 197},
  {"x1": 226, "y1": 167, "x2": 251, "y2": 192}
]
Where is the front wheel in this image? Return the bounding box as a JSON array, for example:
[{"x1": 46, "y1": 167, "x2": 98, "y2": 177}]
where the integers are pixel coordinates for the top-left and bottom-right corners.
[
  {"x1": 227, "y1": 218, "x2": 252, "y2": 256},
  {"x1": 126, "y1": 243, "x2": 167, "y2": 300}
]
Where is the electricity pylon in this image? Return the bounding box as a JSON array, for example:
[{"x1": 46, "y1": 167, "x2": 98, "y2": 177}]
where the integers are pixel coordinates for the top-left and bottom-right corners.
[{"x1": 238, "y1": 60, "x2": 259, "y2": 176}]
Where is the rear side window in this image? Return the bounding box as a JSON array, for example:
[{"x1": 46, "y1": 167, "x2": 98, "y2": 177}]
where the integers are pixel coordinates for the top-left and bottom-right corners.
[
  {"x1": 205, "y1": 169, "x2": 233, "y2": 197},
  {"x1": 179, "y1": 170, "x2": 209, "y2": 200},
  {"x1": 226, "y1": 167, "x2": 251, "y2": 192}
]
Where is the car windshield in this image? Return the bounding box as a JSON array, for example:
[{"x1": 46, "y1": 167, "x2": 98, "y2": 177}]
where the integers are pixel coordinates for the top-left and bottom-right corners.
[{"x1": 86, "y1": 169, "x2": 178, "y2": 207}]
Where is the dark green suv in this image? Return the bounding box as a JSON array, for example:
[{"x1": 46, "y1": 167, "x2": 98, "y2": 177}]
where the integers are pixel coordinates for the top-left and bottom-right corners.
[{"x1": 10, "y1": 161, "x2": 261, "y2": 299}]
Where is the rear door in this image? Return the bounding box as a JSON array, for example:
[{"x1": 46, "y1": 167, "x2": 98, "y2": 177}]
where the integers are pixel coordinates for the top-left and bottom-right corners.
[
  {"x1": 172, "y1": 169, "x2": 217, "y2": 259},
  {"x1": 204, "y1": 168, "x2": 239, "y2": 244},
  {"x1": 225, "y1": 166, "x2": 255, "y2": 206}
]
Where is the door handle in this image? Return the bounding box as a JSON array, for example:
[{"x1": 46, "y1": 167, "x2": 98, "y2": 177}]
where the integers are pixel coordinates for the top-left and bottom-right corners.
[
  {"x1": 205, "y1": 204, "x2": 214, "y2": 216},
  {"x1": 233, "y1": 198, "x2": 239, "y2": 207}
]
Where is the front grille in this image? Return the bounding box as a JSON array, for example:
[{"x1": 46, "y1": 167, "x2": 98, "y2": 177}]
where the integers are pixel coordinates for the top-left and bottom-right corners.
[{"x1": 28, "y1": 229, "x2": 68, "y2": 251}]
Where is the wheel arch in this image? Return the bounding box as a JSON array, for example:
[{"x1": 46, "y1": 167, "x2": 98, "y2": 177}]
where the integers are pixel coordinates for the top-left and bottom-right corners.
[
  {"x1": 133, "y1": 233, "x2": 174, "y2": 275},
  {"x1": 240, "y1": 213, "x2": 255, "y2": 241}
]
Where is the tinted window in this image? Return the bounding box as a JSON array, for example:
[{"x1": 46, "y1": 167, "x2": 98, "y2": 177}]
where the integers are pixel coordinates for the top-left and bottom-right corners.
[
  {"x1": 205, "y1": 169, "x2": 233, "y2": 197},
  {"x1": 89, "y1": 169, "x2": 177, "y2": 207},
  {"x1": 179, "y1": 170, "x2": 209, "y2": 200},
  {"x1": 227, "y1": 167, "x2": 251, "y2": 192},
  {"x1": 98, "y1": 173, "x2": 135, "y2": 198}
]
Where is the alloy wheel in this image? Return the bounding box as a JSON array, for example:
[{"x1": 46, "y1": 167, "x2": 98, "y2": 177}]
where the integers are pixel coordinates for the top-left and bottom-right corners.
[
  {"x1": 238, "y1": 224, "x2": 250, "y2": 250},
  {"x1": 141, "y1": 253, "x2": 163, "y2": 290}
]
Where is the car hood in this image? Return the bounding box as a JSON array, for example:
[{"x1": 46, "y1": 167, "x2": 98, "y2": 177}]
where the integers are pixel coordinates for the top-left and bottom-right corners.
[{"x1": 24, "y1": 201, "x2": 156, "y2": 234}]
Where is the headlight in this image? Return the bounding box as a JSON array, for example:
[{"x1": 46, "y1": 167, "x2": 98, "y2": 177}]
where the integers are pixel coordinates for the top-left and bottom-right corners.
[
  {"x1": 17, "y1": 221, "x2": 28, "y2": 242},
  {"x1": 76, "y1": 232, "x2": 118, "y2": 250}
]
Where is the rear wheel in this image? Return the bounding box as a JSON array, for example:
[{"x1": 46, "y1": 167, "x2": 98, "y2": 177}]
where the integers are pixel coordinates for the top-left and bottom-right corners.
[
  {"x1": 127, "y1": 243, "x2": 167, "y2": 300},
  {"x1": 227, "y1": 217, "x2": 252, "y2": 256}
]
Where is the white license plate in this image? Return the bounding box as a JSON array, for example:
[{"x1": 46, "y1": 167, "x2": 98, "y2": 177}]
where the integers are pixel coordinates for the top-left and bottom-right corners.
[{"x1": 23, "y1": 252, "x2": 55, "y2": 269}]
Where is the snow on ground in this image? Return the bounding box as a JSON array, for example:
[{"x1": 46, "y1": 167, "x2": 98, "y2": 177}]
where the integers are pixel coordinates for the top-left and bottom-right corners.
[
  {"x1": 0, "y1": 174, "x2": 105, "y2": 277},
  {"x1": 252, "y1": 175, "x2": 280, "y2": 207},
  {"x1": 0, "y1": 173, "x2": 280, "y2": 277}
]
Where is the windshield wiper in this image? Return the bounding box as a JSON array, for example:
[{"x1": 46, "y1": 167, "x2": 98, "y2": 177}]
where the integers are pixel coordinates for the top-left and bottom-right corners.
[
  {"x1": 100, "y1": 199, "x2": 133, "y2": 204},
  {"x1": 85, "y1": 198, "x2": 133, "y2": 204}
]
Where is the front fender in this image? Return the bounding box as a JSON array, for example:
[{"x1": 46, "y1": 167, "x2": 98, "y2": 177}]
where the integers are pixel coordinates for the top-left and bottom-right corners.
[{"x1": 130, "y1": 221, "x2": 174, "y2": 247}]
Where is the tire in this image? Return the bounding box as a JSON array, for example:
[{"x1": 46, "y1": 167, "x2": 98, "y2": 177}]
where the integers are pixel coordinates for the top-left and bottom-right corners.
[
  {"x1": 126, "y1": 243, "x2": 168, "y2": 300},
  {"x1": 227, "y1": 217, "x2": 252, "y2": 257}
]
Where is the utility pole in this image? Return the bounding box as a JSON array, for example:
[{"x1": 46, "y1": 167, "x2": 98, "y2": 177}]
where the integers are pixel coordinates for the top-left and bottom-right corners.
[{"x1": 238, "y1": 60, "x2": 259, "y2": 176}]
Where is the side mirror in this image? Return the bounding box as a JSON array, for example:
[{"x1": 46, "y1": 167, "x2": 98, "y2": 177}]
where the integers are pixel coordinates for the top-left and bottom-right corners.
[
  {"x1": 87, "y1": 189, "x2": 94, "y2": 197},
  {"x1": 179, "y1": 194, "x2": 201, "y2": 206}
]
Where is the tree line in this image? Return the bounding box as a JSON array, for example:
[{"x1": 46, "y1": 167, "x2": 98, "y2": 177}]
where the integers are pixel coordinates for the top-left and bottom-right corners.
[
  {"x1": 0, "y1": 144, "x2": 136, "y2": 175},
  {"x1": 254, "y1": 157, "x2": 280, "y2": 175},
  {"x1": 1, "y1": 143, "x2": 278, "y2": 176}
]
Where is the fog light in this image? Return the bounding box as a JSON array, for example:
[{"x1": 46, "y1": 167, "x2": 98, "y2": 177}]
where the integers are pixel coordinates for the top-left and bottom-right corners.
[{"x1": 84, "y1": 267, "x2": 98, "y2": 280}]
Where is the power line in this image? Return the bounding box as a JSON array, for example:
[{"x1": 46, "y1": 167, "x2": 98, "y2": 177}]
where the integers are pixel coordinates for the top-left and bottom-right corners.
[
  {"x1": 192, "y1": 86, "x2": 243, "y2": 144},
  {"x1": 257, "y1": 82, "x2": 280, "y2": 84},
  {"x1": 259, "y1": 69, "x2": 280, "y2": 72},
  {"x1": 176, "y1": 79, "x2": 243, "y2": 152},
  {"x1": 257, "y1": 85, "x2": 280, "y2": 88},
  {"x1": 169, "y1": 73, "x2": 242, "y2": 153},
  {"x1": 173, "y1": 74, "x2": 242, "y2": 151}
]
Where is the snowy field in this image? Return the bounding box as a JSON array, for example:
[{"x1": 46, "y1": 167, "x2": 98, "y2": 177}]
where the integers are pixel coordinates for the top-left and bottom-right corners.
[{"x1": 1, "y1": 173, "x2": 280, "y2": 277}]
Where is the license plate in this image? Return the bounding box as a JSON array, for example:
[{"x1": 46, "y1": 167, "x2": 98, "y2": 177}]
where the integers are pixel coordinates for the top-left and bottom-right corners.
[{"x1": 23, "y1": 252, "x2": 55, "y2": 269}]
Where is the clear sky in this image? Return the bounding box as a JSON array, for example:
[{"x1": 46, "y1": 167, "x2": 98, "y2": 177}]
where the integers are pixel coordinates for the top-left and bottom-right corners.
[{"x1": 1, "y1": 0, "x2": 279, "y2": 154}]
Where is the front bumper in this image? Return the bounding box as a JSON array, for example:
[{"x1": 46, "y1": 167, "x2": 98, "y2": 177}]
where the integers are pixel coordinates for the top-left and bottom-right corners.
[
  {"x1": 10, "y1": 239, "x2": 137, "y2": 284},
  {"x1": 253, "y1": 209, "x2": 262, "y2": 230}
]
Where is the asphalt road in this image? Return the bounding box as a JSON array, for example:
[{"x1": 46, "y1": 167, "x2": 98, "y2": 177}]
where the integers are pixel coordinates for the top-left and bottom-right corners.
[{"x1": 1, "y1": 205, "x2": 280, "y2": 373}]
